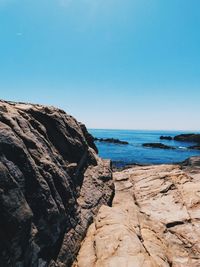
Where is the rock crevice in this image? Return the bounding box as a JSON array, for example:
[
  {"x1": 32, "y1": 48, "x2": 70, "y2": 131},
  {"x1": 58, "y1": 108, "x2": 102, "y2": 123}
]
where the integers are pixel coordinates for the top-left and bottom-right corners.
[
  {"x1": 74, "y1": 164, "x2": 200, "y2": 267},
  {"x1": 0, "y1": 100, "x2": 114, "y2": 267}
]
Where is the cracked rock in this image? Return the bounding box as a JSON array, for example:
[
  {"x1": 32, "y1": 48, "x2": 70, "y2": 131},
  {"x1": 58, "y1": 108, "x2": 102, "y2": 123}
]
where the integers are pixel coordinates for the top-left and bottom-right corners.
[{"x1": 74, "y1": 164, "x2": 200, "y2": 267}]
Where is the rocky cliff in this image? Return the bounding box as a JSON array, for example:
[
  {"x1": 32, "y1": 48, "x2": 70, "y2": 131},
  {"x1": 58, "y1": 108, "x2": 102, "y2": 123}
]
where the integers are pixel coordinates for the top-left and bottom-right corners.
[
  {"x1": 0, "y1": 100, "x2": 114, "y2": 267},
  {"x1": 74, "y1": 161, "x2": 200, "y2": 267}
]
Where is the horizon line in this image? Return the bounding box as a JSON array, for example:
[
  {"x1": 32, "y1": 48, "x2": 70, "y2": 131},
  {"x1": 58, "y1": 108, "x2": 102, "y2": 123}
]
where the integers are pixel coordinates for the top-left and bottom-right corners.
[{"x1": 88, "y1": 128, "x2": 200, "y2": 132}]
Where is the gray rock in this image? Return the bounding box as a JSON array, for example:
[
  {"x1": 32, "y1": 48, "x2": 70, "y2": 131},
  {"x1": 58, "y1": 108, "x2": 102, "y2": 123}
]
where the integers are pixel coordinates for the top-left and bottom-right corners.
[{"x1": 0, "y1": 100, "x2": 114, "y2": 267}]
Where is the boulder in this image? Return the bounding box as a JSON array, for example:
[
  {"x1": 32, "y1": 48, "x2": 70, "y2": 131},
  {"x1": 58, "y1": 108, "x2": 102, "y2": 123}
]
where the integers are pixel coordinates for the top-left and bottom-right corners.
[{"x1": 0, "y1": 100, "x2": 114, "y2": 267}]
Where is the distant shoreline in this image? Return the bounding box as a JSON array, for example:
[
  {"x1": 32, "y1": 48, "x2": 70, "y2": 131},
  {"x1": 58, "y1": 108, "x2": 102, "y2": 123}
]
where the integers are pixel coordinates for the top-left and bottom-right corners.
[
  {"x1": 89, "y1": 128, "x2": 200, "y2": 133},
  {"x1": 89, "y1": 129, "x2": 200, "y2": 166}
]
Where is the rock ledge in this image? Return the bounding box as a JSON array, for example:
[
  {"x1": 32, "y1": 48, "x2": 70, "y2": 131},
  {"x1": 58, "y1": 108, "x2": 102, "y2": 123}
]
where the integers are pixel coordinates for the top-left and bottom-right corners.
[{"x1": 74, "y1": 162, "x2": 200, "y2": 267}]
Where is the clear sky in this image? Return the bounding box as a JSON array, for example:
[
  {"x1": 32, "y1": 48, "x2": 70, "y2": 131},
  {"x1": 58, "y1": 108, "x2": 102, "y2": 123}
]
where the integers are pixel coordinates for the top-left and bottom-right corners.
[{"x1": 0, "y1": 0, "x2": 200, "y2": 130}]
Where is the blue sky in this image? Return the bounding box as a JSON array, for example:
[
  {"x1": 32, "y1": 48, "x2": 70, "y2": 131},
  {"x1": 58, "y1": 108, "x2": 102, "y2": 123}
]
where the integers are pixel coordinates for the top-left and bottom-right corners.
[{"x1": 0, "y1": 0, "x2": 200, "y2": 130}]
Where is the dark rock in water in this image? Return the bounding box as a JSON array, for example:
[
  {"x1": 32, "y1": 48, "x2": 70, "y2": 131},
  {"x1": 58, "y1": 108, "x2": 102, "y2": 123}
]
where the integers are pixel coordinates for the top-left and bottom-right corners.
[
  {"x1": 0, "y1": 100, "x2": 114, "y2": 267},
  {"x1": 188, "y1": 145, "x2": 200, "y2": 150},
  {"x1": 94, "y1": 138, "x2": 129, "y2": 145},
  {"x1": 160, "y1": 136, "x2": 172, "y2": 140},
  {"x1": 174, "y1": 133, "x2": 200, "y2": 143},
  {"x1": 143, "y1": 143, "x2": 175, "y2": 149}
]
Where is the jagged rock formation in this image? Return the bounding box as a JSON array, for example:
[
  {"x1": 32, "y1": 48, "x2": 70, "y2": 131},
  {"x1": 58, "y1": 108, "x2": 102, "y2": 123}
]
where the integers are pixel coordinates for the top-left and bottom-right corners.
[
  {"x1": 0, "y1": 100, "x2": 114, "y2": 267},
  {"x1": 74, "y1": 162, "x2": 200, "y2": 267}
]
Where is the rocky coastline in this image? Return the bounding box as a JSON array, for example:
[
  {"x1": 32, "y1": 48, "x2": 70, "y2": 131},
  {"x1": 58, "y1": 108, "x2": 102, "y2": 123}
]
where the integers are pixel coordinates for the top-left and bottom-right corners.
[
  {"x1": 74, "y1": 157, "x2": 200, "y2": 267},
  {"x1": 0, "y1": 100, "x2": 114, "y2": 267},
  {"x1": 159, "y1": 133, "x2": 200, "y2": 150},
  {"x1": 142, "y1": 134, "x2": 200, "y2": 152},
  {"x1": 0, "y1": 100, "x2": 200, "y2": 267}
]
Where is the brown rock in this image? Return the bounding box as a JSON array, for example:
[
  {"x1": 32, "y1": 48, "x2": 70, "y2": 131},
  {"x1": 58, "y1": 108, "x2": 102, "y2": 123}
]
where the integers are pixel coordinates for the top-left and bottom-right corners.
[
  {"x1": 74, "y1": 164, "x2": 200, "y2": 267},
  {"x1": 0, "y1": 100, "x2": 114, "y2": 267}
]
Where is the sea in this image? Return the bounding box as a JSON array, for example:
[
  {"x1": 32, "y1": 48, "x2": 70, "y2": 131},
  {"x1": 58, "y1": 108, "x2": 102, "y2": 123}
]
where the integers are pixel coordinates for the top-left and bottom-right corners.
[{"x1": 89, "y1": 129, "x2": 200, "y2": 167}]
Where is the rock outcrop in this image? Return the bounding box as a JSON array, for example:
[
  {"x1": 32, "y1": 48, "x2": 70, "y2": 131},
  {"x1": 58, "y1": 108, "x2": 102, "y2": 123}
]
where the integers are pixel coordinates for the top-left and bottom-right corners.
[
  {"x1": 174, "y1": 133, "x2": 200, "y2": 143},
  {"x1": 160, "y1": 136, "x2": 173, "y2": 140},
  {"x1": 182, "y1": 156, "x2": 200, "y2": 167},
  {"x1": 74, "y1": 162, "x2": 200, "y2": 267},
  {"x1": 94, "y1": 138, "x2": 129, "y2": 145},
  {"x1": 174, "y1": 134, "x2": 200, "y2": 150},
  {"x1": 0, "y1": 100, "x2": 114, "y2": 267},
  {"x1": 142, "y1": 143, "x2": 175, "y2": 149}
]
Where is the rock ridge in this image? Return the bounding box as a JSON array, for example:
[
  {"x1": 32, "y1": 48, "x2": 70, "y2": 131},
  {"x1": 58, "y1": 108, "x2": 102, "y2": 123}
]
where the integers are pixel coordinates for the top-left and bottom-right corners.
[{"x1": 0, "y1": 100, "x2": 114, "y2": 267}]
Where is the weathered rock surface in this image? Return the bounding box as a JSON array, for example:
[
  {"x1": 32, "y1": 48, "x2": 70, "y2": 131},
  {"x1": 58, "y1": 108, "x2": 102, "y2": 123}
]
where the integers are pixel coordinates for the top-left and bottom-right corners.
[
  {"x1": 0, "y1": 100, "x2": 114, "y2": 267},
  {"x1": 74, "y1": 163, "x2": 200, "y2": 267},
  {"x1": 142, "y1": 143, "x2": 175, "y2": 149}
]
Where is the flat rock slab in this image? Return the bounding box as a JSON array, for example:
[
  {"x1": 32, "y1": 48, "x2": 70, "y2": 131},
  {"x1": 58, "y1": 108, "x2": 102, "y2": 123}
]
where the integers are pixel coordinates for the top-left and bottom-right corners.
[{"x1": 74, "y1": 164, "x2": 200, "y2": 267}]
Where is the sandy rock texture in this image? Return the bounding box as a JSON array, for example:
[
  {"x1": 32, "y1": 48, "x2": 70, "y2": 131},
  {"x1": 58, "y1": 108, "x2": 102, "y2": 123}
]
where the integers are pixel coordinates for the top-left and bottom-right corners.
[
  {"x1": 74, "y1": 163, "x2": 200, "y2": 267},
  {"x1": 0, "y1": 100, "x2": 114, "y2": 267}
]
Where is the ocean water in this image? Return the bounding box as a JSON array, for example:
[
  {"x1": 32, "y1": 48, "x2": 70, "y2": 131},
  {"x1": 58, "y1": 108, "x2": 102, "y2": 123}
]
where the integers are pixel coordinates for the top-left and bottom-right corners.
[{"x1": 89, "y1": 129, "x2": 200, "y2": 167}]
